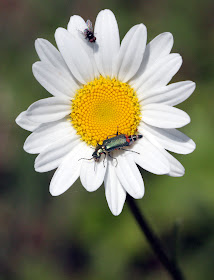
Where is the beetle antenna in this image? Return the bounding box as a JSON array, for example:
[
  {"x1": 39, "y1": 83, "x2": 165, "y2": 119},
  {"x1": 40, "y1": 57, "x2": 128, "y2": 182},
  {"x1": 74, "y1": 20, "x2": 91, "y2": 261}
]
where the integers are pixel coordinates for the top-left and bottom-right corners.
[{"x1": 78, "y1": 157, "x2": 93, "y2": 161}]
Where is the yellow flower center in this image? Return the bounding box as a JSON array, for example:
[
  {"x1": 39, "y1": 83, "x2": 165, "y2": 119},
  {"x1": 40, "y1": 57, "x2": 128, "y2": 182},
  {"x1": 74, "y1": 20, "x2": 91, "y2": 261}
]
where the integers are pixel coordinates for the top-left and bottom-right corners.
[{"x1": 70, "y1": 76, "x2": 141, "y2": 146}]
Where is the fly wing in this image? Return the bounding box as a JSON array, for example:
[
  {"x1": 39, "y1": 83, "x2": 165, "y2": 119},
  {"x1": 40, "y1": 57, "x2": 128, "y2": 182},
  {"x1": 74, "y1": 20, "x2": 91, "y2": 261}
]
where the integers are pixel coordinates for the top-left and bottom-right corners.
[
  {"x1": 83, "y1": 29, "x2": 88, "y2": 37},
  {"x1": 86, "y1": 20, "x2": 93, "y2": 32}
]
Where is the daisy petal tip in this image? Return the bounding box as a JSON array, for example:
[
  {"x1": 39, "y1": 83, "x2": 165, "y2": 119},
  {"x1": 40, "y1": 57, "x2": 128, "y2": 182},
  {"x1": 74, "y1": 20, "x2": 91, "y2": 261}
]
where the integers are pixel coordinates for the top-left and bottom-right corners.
[
  {"x1": 15, "y1": 112, "x2": 22, "y2": 126},
  {"x1": 55, "y1": 27, "x2": 67, "y2": 41},
  {"x1": 49, "y1": 177, "x2": 71, "y2": 196},
  {"x1": 189, "y1": 139, "x2": 196, "y2": 153},
  {"x1": 134, "y1": 23, "x2": 147, "y2": 39},
  {"x1": 25, "y1": 108, "x2": 33, "y2": 119},
  {"x1": 35, "y1": 38, "x2": 44, "y2": 48},
  {"x1": 193, "y1": 81, "x2": 196, "y2": 88},
  {"x1": 32, "y1": 63, "x2": 39, "y2": 78},
  {"x1": 169, "y1": 167, "x2": 185, "y2": 177},
  {"x1": 133, "y1": 188, "x2": 145, "y2": 199},
  {"x1": 49, "y1": 186, "x2": 62, "y2": 196},
  {"x1": 34, "y1": 156, "x2": 46, "y2": 173},
  {"x1": 15, "y1": 113, "x2": 28, "y2": 130},
  {"x1": 183, "y1": 80, "x2": 196, "y2": 92},
  {"x1": 110, "y1": 207, "x2": 123, "y2": 216},
  {"x1": 81, "y1": 180, "x2": 101, "y2": 193},
  {"x1": 186, "y1": 114, "x2": 191, "y2": 125},
  {"x1": 54, "y1": 27, "x2": 61, "y2": 38},
  {"x1": 158, "y1": 163, "x2": 170, "y2": 175},
  {"x1": 174, "y1": 53, "x2": 183, "y2": 65},
  {"x1": 87, "y1": 187, "x2": 99, "y2": 193},
  {"x1": 68, "y1": 14, "x2": 80, "y2": 22},
  {"x1": 139, "y1": 23, "x2": 147, "y2": 31},
  {"x1": 162, "y1": 31, "x2": 173, "y2": 40},
  {"x1": 101, "y1": 8, "x2": 114, "y2": 14},
  {"x1": 23, "y1": 141, "x2": 29, "y2": 153},
  {"x1": 97, "y1": 9, "x2": 117, "y2": 22},
  {"x1": 107, "y1": 197, "x2": 125, "y2": 216},
  {"x1": 34, "y1": 165, "x2": 44, "y2": 173},
  {"x1": 67, "y1": 15, "x2": 86, "y2": 32},
  {"x1": 190, "y1": 81, "x2": 196, "y2": 92},
  {"x1": 15, "y1": 111, "x2": 41, "y2": 131},
  {"x1": 32, "y1": 61, "x2": 41, "y2": 72},
  {"x1": 34, "y1": 39, "x2": 40, "y2": 49}
]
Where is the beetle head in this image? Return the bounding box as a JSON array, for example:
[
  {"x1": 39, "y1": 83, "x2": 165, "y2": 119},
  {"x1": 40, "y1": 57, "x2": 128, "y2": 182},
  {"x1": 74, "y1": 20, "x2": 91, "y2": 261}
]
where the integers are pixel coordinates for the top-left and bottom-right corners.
[{"x1": 92, "y1": 146, "x2": 103, "y2": 160}]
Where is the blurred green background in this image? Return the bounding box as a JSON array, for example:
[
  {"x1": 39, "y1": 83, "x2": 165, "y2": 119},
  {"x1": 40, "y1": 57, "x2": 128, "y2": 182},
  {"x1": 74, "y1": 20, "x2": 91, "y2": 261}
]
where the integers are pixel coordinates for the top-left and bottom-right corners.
[{"x1": 0, "y1": 0, "x2": 214, "y2": 279}]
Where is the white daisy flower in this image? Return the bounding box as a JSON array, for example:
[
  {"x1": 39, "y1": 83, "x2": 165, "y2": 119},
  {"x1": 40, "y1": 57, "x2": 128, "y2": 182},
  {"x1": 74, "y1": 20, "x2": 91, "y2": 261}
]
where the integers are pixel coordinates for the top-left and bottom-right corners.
[{"x1": 16, "y1": 9, "x2": 196, "y2": 216}]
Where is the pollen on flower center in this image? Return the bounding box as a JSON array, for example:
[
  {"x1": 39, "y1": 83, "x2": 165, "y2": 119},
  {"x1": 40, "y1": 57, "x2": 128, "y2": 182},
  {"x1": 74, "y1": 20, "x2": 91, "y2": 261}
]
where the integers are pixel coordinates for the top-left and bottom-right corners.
[{"x1": 70, "y1": 76, "x2": 141, "y2": 146}]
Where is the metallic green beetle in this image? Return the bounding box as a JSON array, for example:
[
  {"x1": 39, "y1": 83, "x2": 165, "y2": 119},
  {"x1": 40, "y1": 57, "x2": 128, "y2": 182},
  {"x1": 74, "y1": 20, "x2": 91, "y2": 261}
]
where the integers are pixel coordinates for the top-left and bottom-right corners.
[{"x1": 92, "y1": 133, "x2": 143, "y2": 161}]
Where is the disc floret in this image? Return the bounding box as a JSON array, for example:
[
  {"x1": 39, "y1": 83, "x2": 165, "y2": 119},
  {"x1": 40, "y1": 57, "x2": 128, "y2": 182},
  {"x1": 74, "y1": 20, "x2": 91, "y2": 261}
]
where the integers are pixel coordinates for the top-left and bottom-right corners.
[{"x1": 71, "y1": 76, "x2": 141, "y2": 146}]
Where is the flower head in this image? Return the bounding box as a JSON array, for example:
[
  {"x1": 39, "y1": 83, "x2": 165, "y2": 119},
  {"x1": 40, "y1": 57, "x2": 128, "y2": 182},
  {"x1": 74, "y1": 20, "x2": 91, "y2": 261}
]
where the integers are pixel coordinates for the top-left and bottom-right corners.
[{"x1": 16, "y1": 9, "x2": 196, "y2": 215}]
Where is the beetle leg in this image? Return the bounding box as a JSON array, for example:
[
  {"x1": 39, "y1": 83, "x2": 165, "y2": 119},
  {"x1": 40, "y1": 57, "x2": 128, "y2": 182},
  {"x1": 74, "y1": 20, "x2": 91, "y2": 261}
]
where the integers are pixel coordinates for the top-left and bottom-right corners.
[
  {"x1": 108, "y1": 152, "x2": 118, "y2": 167},
  {"x1": 120, "y1": 148, "x2": 140, "y2": 155},
  {"x1": 106, "y1": 126, "x2": 122, "y2": 139},
  {"x1": 94, "y1": 161, "x2": 96, "y2": 172},
  {"x1": 103, "y1": 152, "x2": 107, "y2": 167},
  {"x1": 106, "y1": 133, "x2": 117, "y2": 139},
  {"x1": 116, "y1": 126, "x2": 123, "y2": 135}
]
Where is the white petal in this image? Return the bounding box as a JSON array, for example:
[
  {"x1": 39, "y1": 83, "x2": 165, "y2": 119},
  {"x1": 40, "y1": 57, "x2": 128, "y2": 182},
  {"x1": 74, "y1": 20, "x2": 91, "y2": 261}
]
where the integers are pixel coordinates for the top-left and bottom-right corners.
[
  {"x1": 35, "y1": 38, "x2": 69, "y2": 71},
  {"x1": 138, "y1": 133, "x2": 185, "y2": 177},
  {"x1": 130, "y1": 32, "x2": 173, "y2": 86},
  {"x1": 94, "y1": 9, "x2": 120, "y2": 77},
  {"x1": 67, "y1": 15, "x2": 88, "y2": 37},
  {"x1": 104, "y1": 160, "x2": 126, "y2": 216},
  {"x1": 80, "y1": 147, "x2": 107, "y2": 192},
  {"x1": 115, "y1": 153, "x2": 144, "y2": 199},
  {"x1": 50, "y1": 142, "x2": 88, "y2": 196},
  {"x1": 34, "y1": 134, "x2": 79, "y2": 172},
  {"x1": 24, "y1": 119, "x2": 77, "y2": 154},
  {"x1": 144, "y1": 32, "x2": 174, "y2": 67},
  {"x1": 114, "y1": 24, "x2": 147, "y2": 82},
  {"x1": 67, "y1": 15, "x2": 99, "y2": 78},
  {"x1": 163, "y1": 150, "x2": 185, "y2": 177},
  {"x1": 133, "y1": 138, "x2": 170, "y2": 174},
  {"x1": 142, "y1": 104, "x2": 190, "y2": 128},
  {"x1": 141, "y1": 81, "x2": 196, "y2": 106},
  {"x1": 133, "y1": 53, "x2": 182, "y2": 92},
  {"x1": 139, "y1": 123, "x2": 196, "y2": 154},
  {"x1": 26, "y1": 97, "x2": 71, "y2": 123},
  {"x1": 33, "y1": 62, "x2": 79, "y2": 99},
  {"x1": 55, "y1": 28, "x2": 95, "y2": 84},
  {"x1": 15, "y1": 111, "x2": 40, "y2": 131}
]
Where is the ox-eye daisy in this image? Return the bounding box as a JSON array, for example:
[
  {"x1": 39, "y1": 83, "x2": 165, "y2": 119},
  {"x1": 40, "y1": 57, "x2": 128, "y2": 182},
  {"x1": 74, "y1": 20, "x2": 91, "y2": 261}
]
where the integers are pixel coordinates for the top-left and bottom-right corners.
[{"x1": 16, "y1": 9, "x2": 196, "y2": 216}]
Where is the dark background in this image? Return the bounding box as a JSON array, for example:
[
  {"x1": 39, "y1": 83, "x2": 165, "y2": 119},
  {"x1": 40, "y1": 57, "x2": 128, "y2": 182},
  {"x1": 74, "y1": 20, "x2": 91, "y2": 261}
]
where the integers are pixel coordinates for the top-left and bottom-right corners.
[{"x1": 0, "y1": 0, "x2": 214, "y2": 279}]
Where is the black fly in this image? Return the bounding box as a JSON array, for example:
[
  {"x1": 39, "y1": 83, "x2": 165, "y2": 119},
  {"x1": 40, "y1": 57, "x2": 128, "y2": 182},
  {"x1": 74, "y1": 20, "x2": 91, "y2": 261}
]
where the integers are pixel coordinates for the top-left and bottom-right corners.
[{"x1": 84, "y1": 20, "x2": 96, "y2": 43}]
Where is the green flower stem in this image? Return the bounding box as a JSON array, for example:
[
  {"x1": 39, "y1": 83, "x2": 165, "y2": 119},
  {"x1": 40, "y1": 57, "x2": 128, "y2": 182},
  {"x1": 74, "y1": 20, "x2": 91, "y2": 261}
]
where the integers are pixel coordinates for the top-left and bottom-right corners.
[{"x1": 127, "y1": 195, "x2": 185, "y2": 280}]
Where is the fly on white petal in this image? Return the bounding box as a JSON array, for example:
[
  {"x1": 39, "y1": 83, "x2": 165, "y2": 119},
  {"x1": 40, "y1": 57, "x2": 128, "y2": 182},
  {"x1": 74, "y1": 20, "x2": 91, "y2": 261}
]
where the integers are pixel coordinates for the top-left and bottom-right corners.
[{"x1": 84, "y1": 19, "x2": 96, "y2": 43}]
